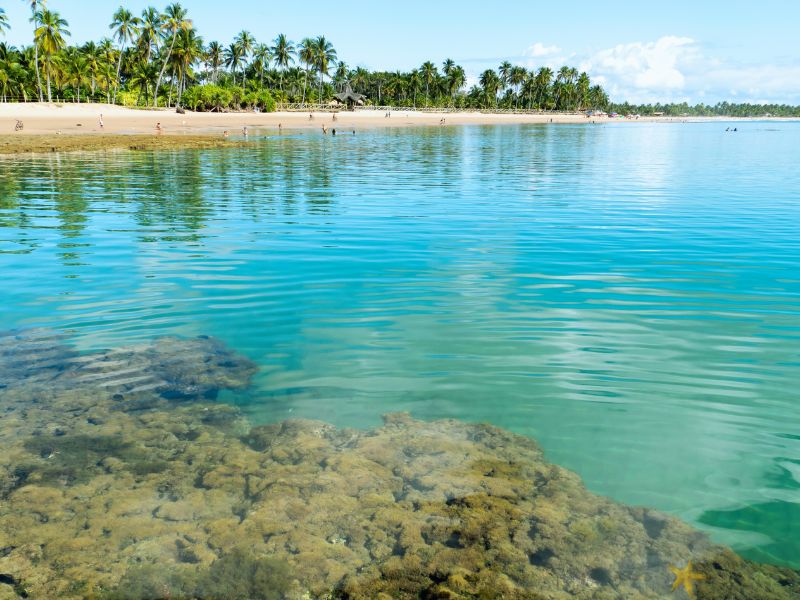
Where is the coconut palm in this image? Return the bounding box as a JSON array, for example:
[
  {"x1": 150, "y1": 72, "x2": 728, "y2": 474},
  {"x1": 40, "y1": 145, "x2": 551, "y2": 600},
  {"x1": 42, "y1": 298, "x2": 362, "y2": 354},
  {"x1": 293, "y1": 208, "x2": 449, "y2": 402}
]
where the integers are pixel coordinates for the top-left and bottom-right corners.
[
  {"x1": 333, "y1": 61, "x2": 348, "y2": 91},
  {"x1": 498, "y1": 61, "x2": 513, "y2": 95},
  {"x1": 271, "y1": 33, "x2": 294, "y2": 93},
  {"x1": 534, "y1": 67, "x2": 553, "y2": 109},
  {"x1": 63, "y1": 47, "x2": 88, "y2": 102},
  {"x1": 252, "y1": 43, "x2": 270, "y2": 88},
  {"x1": 224, "y1": 41, "x2": 243, "y2": 87},
  {"x1": 298, "y1": 37, "x2": 314, "y2": 104},
  {"x1": 34, "y1": 7, "x2": 69, "y2": 102},
  {"x1": 445, "y1": 64, "x2": 465, "y2": 106},
  {"x1": 24, "y1": 0, "x2": 47, "y2": 101},
  {"x1": 420, "y1": 61, "x2": 436, "y2": 106},
  {"x1": 172, "y1": 28, "x2": 202, "y2": 105},
  {"x1": 137, "y1": 7, "x2": 162, "y2": 65},
  {"x1": 205, "y1": 40, "x2": 222, "y2": 83},
  {"x1": 509, "y1": 65, "x2": 526, "y2": 108},
  {"x1": 233, "y1": 30, "x2": 254, "y2": 87},
  {"x1": 154, "y1": 2, "x2": 191, "y2": 106},
  {"x1": 0, "y1": 8, "x2": 9, "y2": 36},
  {"x1": 312, "y1": 35, "x2": 336, "y2": 102},
  {"x1": 479, "y1": 69, "x2": 500, "y2": 108},
  {"x1": 109, "y1": 7, "x2": 139, "y2": 103},
  {"x1": 408, "y1": 69, "x2": 421, "y2": 107}
]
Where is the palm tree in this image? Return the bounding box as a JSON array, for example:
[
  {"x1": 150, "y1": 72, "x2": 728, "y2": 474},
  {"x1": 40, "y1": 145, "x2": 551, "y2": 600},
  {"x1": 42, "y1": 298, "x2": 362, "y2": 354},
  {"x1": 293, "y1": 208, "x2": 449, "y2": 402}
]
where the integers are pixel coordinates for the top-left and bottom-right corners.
[
  {"x1": 81, "y1": 41, "x2": 101, "y2": 97},
  {"x1": 109, "y1": 7, "x2": 139, "y2": 104},
  {"x1": 509, "y1": 65, "x2": 526, "y2": 108},
  {"x1": 479, "y1": 69, "x2": 500, "y2": 108},
  {"x1": 224, "y1": 41, "x2": 243, "y2": 87},
  {"x1": 333, "y1": 62, "x2": 348, "y2": 91},
  {"x1": 408, "y1": 69, "x2": 421, "y2": 107},
  {"x1": 576, "y1": 71, "x2": 590, "y2": 110},
  {"x1": 446, "y1": 64, "x2": 465, "y2": 107},
  {"x1": 252, "y1": 43, "x2": 270, "y2": 88},
  {"x1": 233, "y1": 30, "x2": 254, "y2": 88},
  {"x1": 271, "y1": 33, "x2": 294, "y2": 93},
  {"x1": 298, "y1": 37, "x2": 314, "y2": 104},
  {"x1": 24, "y1": 0, "x2": 46, "y2": 101},
  {"x1": 535, "y1": 67, "x2": 553, "y2": 109},
  {"x1": 420, "y1": 61, "x2": 436, "y2": 106},
  {"x1": 137, "y1": 7, "x2": 162, "y2": 65},
  {"x1": 34, "y1": 7, "x2": 69, "y2": 102},
  {"x1": 64, "y1": 47, "x2": 88, "y2": 102},
  {"x1": 312, "y1": 35, "x2": 336, "y2": 102},
  {"x1": 498, "y1": 60, "x2": 512, "y2": 96},
  {"x1": 205, "y1": 40, "x2": 222, "y2": 83},
  {"x1": 553, "y1": 65, "x2": 570, "y2": 110},
  {"x1": 154, "y1": 2, "x2": 191, "y2": 107},
  {"x1": 0, "y1": 8, "x2": 9, "y2": 36},
  {"x1": 172, "y1": 28, "x2": 202, "y2": 105}
]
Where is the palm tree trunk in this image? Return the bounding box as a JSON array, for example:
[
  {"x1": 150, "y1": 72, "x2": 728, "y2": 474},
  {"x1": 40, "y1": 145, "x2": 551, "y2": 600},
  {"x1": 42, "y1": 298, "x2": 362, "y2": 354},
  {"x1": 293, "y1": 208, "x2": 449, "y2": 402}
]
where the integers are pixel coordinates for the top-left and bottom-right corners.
[
  {"x1": 46, "y1": 65, "x2": 51, "y2": 103},
  {"x1": 113, "y1": 42, "x2": 125, "y2": 104},
  {"x1": 301, "y1": 65, "x2": 309, "y2": 104},
  {"x1": 153, "y1": 34, "x2": 177, "y2": 107}
]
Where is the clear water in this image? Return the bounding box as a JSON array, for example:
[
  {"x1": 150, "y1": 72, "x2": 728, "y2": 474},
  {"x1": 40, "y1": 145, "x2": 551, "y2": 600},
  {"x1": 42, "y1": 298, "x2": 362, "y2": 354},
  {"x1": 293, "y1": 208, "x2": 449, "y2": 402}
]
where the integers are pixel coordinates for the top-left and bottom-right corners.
[{"x1": 1, "y1": 123, "x2": 799, "y2": 567}]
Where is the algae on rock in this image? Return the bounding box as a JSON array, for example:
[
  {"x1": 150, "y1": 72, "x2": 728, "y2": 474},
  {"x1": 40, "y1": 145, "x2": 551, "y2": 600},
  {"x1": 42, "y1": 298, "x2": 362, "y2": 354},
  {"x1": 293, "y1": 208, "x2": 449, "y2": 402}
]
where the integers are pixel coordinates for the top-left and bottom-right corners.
[{"x1": 0, "y1": 330, "x2": 798, "y2": 600}]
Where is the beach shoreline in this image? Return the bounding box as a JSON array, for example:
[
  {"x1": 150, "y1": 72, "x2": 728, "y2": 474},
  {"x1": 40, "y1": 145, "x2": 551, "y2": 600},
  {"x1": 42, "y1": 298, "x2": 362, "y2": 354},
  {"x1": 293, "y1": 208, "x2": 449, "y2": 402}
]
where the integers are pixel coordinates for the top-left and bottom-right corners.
[{"x1": 1, "y1": 103, "x2": 795, "y2": 154}]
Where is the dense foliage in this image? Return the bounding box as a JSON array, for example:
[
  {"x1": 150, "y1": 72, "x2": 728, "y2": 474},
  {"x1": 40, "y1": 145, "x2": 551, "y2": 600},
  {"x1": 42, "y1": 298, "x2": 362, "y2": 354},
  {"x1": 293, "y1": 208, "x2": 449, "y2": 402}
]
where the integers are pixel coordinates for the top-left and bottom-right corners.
[
  {"x1": 0, "y1": 2, "x2": 610, "y2": 111},
  {"x1": 609, "y1": 101, "x2": 800, "y2": 118},
  {"x1": 2, "y1": 3, "x2": 797, "y2": 115}
]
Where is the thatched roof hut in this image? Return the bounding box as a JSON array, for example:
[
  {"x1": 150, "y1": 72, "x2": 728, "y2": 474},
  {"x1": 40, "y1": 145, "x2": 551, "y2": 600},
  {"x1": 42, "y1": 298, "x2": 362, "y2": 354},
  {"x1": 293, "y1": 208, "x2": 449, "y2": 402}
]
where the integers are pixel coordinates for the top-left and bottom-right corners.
[{"x1": 334, "y1": 85, "x2": 366, "y2": 109}]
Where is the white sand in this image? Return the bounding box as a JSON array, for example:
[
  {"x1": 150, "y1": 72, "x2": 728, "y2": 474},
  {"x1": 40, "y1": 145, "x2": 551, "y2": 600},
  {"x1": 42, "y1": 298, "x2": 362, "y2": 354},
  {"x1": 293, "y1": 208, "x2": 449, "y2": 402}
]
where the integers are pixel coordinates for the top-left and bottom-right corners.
[{"x1": 0, "y1": 102, "x2": 708, "y2": 137}]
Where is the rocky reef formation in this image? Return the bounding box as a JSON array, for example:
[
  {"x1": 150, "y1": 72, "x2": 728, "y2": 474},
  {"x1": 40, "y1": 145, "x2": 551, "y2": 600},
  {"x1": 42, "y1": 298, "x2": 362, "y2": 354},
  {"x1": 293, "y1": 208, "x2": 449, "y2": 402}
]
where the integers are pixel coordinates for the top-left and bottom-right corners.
[{"x1": 0, "y1": 330, "x2": 798, "y2": 599}]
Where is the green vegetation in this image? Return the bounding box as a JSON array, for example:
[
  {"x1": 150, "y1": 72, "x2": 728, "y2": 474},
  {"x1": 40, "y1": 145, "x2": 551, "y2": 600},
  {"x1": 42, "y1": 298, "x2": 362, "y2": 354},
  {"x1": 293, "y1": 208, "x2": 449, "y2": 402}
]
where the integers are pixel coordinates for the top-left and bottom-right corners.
[
  {"x1": 0, "y1": 2, "x2": 610, "y2": 111},
  {"x1": 2, "y1": 5, "x2": 798, "y2": 115},
  {"x1": 609, "y1": 101, "x2": 800, "y2": 118},
  {"x1": 104, "y1": 549, "x2": 294, "y2": 600}
]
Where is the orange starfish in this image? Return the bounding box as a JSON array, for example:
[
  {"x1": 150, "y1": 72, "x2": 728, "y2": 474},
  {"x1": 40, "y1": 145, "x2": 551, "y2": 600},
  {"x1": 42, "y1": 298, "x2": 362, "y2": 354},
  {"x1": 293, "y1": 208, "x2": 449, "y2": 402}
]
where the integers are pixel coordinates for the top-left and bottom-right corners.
[{"x1": 669, "y1": 561, "x2": 706, "y2": 598}]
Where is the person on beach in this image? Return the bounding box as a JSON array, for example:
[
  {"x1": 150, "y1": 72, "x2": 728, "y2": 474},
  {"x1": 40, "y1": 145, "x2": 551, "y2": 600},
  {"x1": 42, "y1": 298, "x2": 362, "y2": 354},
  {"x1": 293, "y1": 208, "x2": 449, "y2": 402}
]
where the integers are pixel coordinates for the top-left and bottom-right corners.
[
  {"x1": 332, "y1": 114, "x2": 337, "y2": 122},
  {"x1": 322, "y1": 124, "x2": 328, "y2": 134},
  {"x1": 99, "y1": 114, "x2": 104, "y2": 129},
  {"x1": 223, "y1": 130, "x2": 229, "y2": 138},
  {"x1": 309, "y1": 113, "x2": 314, "y2": 121},
  {"x1": 242, "y1": 126, "x2": 248, "y2": 137},
  {"x1": 278, "y1": 123, "x2": 282, "y2": 132},
  {"x1": 155, "y1": 122, "x2": 163, "y2": 134}
]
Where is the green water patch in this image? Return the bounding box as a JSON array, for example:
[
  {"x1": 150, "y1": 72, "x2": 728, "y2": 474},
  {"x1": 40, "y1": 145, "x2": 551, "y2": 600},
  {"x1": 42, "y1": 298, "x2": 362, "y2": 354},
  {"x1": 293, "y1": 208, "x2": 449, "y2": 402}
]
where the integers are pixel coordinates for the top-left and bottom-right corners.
[{"x1": 699, "y1": 501, "x2": 800, "y2": 567}]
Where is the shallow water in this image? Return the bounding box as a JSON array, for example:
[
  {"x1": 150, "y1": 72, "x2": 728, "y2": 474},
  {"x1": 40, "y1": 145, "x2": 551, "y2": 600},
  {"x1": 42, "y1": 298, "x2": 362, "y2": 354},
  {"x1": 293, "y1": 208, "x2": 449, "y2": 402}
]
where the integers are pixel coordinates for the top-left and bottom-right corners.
[{"x1": 1, "y1": 122, "x2": 799, "y2": 568}]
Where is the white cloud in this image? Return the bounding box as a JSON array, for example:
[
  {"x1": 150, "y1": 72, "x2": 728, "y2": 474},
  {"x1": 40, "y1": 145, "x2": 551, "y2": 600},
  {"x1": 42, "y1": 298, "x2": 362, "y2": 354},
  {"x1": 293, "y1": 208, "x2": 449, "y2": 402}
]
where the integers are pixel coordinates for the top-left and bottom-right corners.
[
  {"x1": 520, "y1": 36, "x2": 800, "y2": 104},
  {"x1": 582, "y1": 36, "x2": 697, "y2": 95},
  {"x1": 525, "y1": 43, "x2": 562, "y2": 58}
]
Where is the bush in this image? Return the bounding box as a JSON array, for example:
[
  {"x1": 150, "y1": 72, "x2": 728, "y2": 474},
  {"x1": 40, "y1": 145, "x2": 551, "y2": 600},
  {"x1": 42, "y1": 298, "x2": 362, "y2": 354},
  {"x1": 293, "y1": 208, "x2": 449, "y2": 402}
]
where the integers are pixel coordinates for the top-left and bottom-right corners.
[{"x1": 177, "y1": 85, "x2": 275, "y2": 112}]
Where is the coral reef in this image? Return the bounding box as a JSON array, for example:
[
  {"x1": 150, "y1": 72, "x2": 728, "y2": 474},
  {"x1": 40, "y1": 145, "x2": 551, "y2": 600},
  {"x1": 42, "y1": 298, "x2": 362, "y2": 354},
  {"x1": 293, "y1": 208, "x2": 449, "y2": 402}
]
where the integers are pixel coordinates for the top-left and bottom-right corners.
[{"x1": 0, "y1": 331, "x2": 797, "y2": 599}]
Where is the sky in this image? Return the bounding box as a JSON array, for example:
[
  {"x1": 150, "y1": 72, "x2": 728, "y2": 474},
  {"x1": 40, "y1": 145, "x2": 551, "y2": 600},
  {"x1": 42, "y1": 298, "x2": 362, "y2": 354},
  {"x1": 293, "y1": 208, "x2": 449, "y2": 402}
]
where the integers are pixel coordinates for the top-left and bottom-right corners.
[{"x1": 2, "y1": 0, "x2": 799, "y2": 104}]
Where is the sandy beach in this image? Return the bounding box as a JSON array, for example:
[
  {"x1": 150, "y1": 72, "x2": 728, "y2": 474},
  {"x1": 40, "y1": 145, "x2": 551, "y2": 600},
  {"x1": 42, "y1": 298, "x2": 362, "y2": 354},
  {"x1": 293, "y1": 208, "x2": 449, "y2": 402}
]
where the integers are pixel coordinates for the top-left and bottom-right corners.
[
  {"x1": 0, "y1": 103, "x2": 789, "y2": 154},
  {"x1": 0, "y1": 102, "x2": 690, "y2": 136}
]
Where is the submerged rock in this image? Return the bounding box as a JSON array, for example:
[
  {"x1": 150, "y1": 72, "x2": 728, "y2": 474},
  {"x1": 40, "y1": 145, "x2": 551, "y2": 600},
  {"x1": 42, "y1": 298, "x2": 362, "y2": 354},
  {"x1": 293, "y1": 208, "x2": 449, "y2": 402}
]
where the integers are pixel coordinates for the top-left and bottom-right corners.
[{"x1": 0, "y1": 332, "x2": 797, "y2": 599}]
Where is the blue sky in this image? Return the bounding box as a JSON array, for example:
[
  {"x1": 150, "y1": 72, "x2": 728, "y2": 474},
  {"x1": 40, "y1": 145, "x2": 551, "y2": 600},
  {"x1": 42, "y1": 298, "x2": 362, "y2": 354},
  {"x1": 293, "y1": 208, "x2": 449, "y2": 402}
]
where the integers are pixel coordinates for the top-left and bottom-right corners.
[{"x1": 3, "y1": 0, "x2": 799, "y2": 103}]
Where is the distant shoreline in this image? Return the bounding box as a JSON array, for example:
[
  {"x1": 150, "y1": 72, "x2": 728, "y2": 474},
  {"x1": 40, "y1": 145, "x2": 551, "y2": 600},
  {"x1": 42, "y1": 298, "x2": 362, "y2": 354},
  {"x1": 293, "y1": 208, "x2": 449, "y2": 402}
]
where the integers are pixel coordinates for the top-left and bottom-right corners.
[{"x1": 1, "y1": 104, "x2": 796, "y2": 154}]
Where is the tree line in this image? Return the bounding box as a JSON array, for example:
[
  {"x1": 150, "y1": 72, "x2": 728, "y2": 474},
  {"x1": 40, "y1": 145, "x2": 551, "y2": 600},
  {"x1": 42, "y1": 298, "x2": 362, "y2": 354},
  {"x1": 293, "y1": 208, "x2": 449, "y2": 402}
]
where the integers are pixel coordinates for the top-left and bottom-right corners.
[
  {"x1": 2, "y1": 3, "x2": 797, "y2": 115},
  {"x1": 609, "y1": 101, "x2": 800, "y2": 118},
  {"x1": 0, "y1": 2, "x2": 611, "y2": 111}
]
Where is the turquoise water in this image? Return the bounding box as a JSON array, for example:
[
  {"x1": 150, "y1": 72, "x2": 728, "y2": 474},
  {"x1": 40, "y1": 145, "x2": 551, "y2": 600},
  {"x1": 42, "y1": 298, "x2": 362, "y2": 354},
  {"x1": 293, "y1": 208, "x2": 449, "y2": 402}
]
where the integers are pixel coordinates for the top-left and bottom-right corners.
[{"x1": 1, "y1": 123, "x2": 799, "y2": 567}]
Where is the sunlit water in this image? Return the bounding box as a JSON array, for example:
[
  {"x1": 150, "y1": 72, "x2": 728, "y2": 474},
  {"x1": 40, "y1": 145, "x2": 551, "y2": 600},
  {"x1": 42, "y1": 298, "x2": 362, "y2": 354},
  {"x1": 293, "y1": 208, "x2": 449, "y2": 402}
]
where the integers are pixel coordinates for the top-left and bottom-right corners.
[{"x1": 1, "y1": 122, "x2": 799, "y2": 567}]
